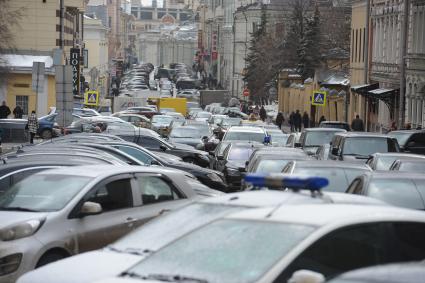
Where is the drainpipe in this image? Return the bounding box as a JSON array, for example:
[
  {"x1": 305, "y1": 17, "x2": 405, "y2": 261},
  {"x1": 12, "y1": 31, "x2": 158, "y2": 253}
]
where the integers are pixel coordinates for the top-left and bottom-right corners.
[
  {"x1": 398, "y1": 0, "x2": 409, "y2": 129},
  {"x1": 60, "y1": 0, "x2": 64, "y2": 50}
]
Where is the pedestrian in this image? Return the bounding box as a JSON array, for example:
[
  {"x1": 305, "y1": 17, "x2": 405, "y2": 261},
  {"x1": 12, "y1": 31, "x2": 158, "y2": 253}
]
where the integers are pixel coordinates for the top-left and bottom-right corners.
[
  {"x1": 405, "y1": 123, "x2": 412, "y2": 130},
  {"x1": 293, "y1": 110, "x2": 302, "y2": 132},
  {"x1": 276, "y1": 112, "x2": 284, "y2": 129},
  {"x1": 27, "y1": 110, "x2": 39, "y2": 144},
  {"x1": 289, "y1": 111, "x2": 295, "y2": 132},
  {"x1": 351, "y1": 114, "x2": 365, "y2": 131},
  {"x1": 0, "y1": 101, "x2": 11, "y2": 119},
  {"x1": 302, "y1": 111, "x2": 309, "y2": 129},
  {"x1": 390, "y1": 121, "x2": 397, "y2": 131},
  {"x1": 253, "y1": 105, "x2": 260, "y2": 116},
  {"x1": 319, "y1": 115, "x2": 326, "y2": 124},
  {"x1": 13, "y1": 105, "x2": 23, "y2": 119},
  {"x1": 259, "y1": 106, "x2": 267, "y2": 122}
]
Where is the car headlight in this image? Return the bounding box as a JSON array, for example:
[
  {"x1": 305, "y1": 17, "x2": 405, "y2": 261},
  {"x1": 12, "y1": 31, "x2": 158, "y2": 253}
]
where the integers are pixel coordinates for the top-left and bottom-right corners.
[
  {"x1": 226, "y1": 168, "x2": 240, "y2": 176},
  {"x1": 207, "y1": 173, "x2": 223, "y2": 182},
  {"x1": 0, "y1": 219, "x2": 45, "y2": 241}
]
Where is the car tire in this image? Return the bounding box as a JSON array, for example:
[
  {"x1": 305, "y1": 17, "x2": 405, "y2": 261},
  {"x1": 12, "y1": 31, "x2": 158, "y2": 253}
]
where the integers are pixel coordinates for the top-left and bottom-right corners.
[
  {"x1": 36, "y1": 251, "x2": 67, "y2": 268},
  {"x1": 40, "y1": 129, "x2": 53, "y2": 139}
]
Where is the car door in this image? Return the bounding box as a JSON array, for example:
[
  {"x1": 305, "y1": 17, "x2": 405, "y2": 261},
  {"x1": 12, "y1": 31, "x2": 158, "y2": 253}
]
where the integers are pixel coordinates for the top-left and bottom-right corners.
[
  {"x1": 216, "y1": 144, "x2": 231, "y2": 172},
  {"x1": 70, "y1": 174, "x2": 138, "y2": 252},
  {"x1": 131, "y1": 173, "x2": 189, "y2": 228},
  {"x1": 406, "y1": 133, "x2": 425, "y2": 154},
  {"x1": 273, "y1": 222, "x2": 389, "y2": 282}
]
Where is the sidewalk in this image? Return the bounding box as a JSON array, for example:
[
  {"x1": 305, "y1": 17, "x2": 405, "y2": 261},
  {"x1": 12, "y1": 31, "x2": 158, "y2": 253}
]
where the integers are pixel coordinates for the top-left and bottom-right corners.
[{"x1": 1, "y1": 139, "x2": 42, "y2": 154}]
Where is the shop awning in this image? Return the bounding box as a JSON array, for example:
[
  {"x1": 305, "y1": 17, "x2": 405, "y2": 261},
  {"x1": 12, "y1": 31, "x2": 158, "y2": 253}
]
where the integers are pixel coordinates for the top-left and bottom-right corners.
[{"x1": 350, "y1": 83, "x2": 379, "y2": 94}]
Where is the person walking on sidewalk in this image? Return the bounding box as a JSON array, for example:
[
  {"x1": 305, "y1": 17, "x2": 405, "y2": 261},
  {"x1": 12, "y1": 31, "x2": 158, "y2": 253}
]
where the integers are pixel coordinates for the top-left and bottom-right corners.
[
  {"x1": 289, "y1": 112, "x2": 295, "y2": 132},
  {"x1": 259, "y1": 106, "x2": 267, "y2": 122},
  {"x1": 0, "y1": 101, "x2": 11, "y2": 119},
  {"x1": 351, "y1": 115, "x2": 365, "y2": 131},
  {"x1": 13, "y1": 105, "x2": 23, "y2": 119},
  {"x1": 27, "y1": 110, "x2": 39, "y2": 144},
  {"x1": 293, "y1": 110, "x2": 302, "y2": 132},
  {"x1": 276, "y1": 112, "x2": 284, "y2": 129},
  {"x1": 302, "y1": 111, "x2": 309, "y2": 129}
]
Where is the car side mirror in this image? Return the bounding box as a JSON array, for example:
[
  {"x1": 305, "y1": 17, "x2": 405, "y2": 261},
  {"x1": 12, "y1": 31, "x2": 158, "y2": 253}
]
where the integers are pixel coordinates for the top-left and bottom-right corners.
[
  {"x1": 331, "y1": 147, "x2": 339, "y2": 156},
  {"x1": 288, "y1": 270, "x2": 325, "y2": 283},
  {"x1": 79, "y1": 201, "x2": 102, "y2": 217},
  {"x1": 294, "y1": 142, "x2": 302, "y2": 148},
  {"x1": 159, "y1": 144, "x2": 167, "y2": 151}
]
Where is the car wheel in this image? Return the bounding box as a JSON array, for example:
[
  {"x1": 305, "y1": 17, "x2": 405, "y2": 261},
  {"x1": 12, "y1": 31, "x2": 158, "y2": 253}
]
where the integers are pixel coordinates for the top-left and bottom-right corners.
[
  {"x1": 40, "y1": 129, "x2": 53, "y2": 139},
  {"x1": 183, "y1": 157, "x2": 195, "y2": 164},
  {"x1": 36, "y1": 251, "x2": 67, "y2": 268}
]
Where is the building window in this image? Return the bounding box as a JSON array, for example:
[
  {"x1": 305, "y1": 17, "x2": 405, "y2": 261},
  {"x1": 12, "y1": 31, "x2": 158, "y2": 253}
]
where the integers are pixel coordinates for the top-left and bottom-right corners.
[
  {"x1": 355, "y1": 29, "x2": 358, "y2": 62},
  {"x1": 109, "y1": 16, "x2": 112, "y2": 28},
  {"x1": 16, "y1": 96, "x2": 29, "y2": 116},
  {"x1": 363, "y1": 27, "x2": 366, "y2": 62},
  {"x1": 141, "y1": 11, "x2": 152, "y2": 20},
  {"x1": 351, "y1": 29, "x2": 354, "y2": 62}
]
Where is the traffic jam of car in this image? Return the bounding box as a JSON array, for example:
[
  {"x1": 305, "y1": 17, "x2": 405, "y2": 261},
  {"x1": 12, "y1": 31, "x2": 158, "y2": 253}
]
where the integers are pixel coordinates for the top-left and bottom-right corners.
[{"x1": 2, "y1": 67, "x2": 425, "y2": 283}]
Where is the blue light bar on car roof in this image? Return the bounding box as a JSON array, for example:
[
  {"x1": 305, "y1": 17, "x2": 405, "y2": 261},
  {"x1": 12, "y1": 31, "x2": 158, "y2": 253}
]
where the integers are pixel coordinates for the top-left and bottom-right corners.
[{"x1": 244, "y1": 173, "x2": 329, "y2": 191}]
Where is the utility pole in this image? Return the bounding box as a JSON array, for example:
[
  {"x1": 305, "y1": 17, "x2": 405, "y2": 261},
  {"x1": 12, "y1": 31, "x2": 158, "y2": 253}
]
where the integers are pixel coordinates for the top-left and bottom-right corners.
[
  {"x1": 398, "y1": 0, "x2": 409, "y2": 129},
  {"x1": 364, "y1": 0, "x2": 371, "y2": 131}
]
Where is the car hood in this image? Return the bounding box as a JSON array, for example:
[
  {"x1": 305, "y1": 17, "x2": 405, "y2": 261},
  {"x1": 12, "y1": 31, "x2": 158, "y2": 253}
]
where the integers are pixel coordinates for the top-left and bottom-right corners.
[
  {"x1": 172, "y1": 142, "x2": 204, "y2": 153},
  {"x1": 17, "y1": 250, "x2": 142, "y2": 283},
  {"x1": 168, "y1": 137, "x2": 201, "y2": 146},
  {"x1": 167, "y1": 160, "x2": 221, "y2": 175},
  {"x1": 226, "y1": 160, "x2": 246, "y2": 169},
  {"x1": 151, "y1": 122, "x2": 170, "y2": 127},
  {"x1": 0, "y1": 211, "x2": 48, "y2": 229}
]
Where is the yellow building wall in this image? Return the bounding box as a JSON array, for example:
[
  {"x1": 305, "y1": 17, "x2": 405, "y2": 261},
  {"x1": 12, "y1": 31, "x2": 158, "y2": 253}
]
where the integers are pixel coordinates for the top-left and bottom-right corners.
[{"x1": 6, "y1": 74, "x2": 56, "y2": 116}]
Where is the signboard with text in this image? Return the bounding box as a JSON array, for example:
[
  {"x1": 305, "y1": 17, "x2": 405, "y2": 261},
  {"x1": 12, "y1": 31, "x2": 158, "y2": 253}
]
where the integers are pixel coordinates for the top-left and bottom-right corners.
[{"x1": 70, "y1": 48, "x2": 80, "y2": 96}]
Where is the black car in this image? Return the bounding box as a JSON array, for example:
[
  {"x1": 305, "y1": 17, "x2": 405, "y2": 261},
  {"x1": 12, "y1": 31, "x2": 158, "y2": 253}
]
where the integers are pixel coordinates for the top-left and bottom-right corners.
[
  {"x1": 346, "y1": 171, "x2": 425, "y2": 210},
  {"x1": 215, "y1": 142, "x2": 264, "y2": 192},
  {"x1": 103, "y1": 141, "x2": 227, "y2": 192},
  {"x1": 319, "y1": 121, "x2": 351, "y2": 131},
  {"x1": 120, "y1": 134, "x2": 210, "y2": 167},
  {"x1": 388, "y1": 130, "x2": 425, "y2": 154}
]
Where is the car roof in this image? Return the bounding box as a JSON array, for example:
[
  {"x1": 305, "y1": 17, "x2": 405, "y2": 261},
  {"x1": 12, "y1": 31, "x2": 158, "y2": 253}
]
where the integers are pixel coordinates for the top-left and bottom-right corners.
[
  {"x1": 367, "y1": 171, "x2": 425, "y2": 180},
  {"x1": 291, "y1": 160, "x2": 371, "y2": 170},
  {"x1": 320, "y1": 121, "x2": 349, "y2": 124},
  {"x1": 329, "y1": 261, "x2": 425, "y2": 283},
  {"x1": 335, "y1": 132, "x2": 393, "y2": 138},
  {"x1": 303, "y1": 128, "x2": 346, "y2": 132},
  {"x1": 200, "y1": 190, "x2": 387, "y2": 207},
  {"x1": 33, "y1": 165, "x2": 184, "y2": 178},
  {"x1": 228, "y1": 203, "x2": 425, "y2": 226},
  {"x1": 227, "y1": 126, "x2": 265, "y2": 133},
  {"x1": 228, "y1": 141, "x2": 264, "y2": 148},
  {"x1": 373, "y1": 152, "x2": 425, "y2": 158},
  {"x1": 389, "y1": 130, "x2": 425, "y2": 134}
]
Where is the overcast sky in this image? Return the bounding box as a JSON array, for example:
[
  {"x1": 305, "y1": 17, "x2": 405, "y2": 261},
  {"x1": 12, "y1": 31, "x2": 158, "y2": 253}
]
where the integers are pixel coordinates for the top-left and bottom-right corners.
[{"x1": 141, "y1": 0, "x2": 164, "y2": 7}]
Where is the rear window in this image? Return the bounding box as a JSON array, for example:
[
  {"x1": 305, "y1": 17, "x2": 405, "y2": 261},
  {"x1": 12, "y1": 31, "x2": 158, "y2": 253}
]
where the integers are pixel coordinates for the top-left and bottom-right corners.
[
  {"x1": 304, "y1": 131, "x2": 341, "y2": 146},
  {"x1": 293, "y1": 167, "x2": 349, "y2": 192},
  {"x1": 368, "y1": 179, "x2": 424, "y2": 209},
  {"x1": 398, "y1": 162, "x2": 425, "y2": 173},
  {"x1": 343, "y1": 137, "x2": 399, "y2": 157},
  {"x1": 228, "y1": 148, "x2": 255, "y2": 161}
]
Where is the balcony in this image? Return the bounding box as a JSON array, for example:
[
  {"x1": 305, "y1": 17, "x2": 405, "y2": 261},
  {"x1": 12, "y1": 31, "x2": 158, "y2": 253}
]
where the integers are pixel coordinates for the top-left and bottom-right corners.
[
  {"x1": 64, "y1": 0, "x2": 85, "y2": 10},
  {"x1": 370, "y1": 62, "x2": 400, "y2": 83}
]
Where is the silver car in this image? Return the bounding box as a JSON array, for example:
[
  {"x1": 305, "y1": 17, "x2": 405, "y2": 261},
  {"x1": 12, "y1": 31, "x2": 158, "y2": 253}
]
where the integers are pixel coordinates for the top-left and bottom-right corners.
[{"x1": 0, "y1": 165, "x2": 216, "y2": 283}]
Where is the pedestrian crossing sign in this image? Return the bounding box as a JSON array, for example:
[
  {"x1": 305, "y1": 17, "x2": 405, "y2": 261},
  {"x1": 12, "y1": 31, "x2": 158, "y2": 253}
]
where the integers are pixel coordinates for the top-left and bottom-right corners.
[
  {"x1": 84, "y1": 91, "x2": 99, "y2": 106},
  {"x1": 312, "y1": 91, "x2": 327, "y2": 106}
]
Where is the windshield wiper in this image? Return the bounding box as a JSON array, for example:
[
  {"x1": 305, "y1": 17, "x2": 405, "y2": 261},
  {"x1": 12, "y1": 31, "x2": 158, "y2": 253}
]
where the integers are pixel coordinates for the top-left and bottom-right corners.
[
  {"x1": 124, "y1": 273, "x2": 208, "y2": 283},
  {"x1": 107, "y1": 246, "x2": 152, "y2": 256},
  {"x1": 0, "y1": 207, "x2": 40, "y2": 212}
]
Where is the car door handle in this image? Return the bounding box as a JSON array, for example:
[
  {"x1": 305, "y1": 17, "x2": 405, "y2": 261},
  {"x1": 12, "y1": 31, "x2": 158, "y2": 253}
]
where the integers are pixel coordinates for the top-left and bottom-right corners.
[
  {"x1": 159, "y1": 209, "x2": 171, "y2": 215},
  {"x1": 125, "y1": 217, "x2": 138, "y2": 223}
]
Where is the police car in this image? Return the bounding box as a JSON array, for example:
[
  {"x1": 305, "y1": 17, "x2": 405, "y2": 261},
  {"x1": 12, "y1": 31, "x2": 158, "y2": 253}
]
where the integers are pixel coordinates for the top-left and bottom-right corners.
[
  {"x1": 88, "y1": 175, "x2": 425, "y2": 283},
  {"x1": 18, "y1": 175, "x2": 387, "y2": 283}
]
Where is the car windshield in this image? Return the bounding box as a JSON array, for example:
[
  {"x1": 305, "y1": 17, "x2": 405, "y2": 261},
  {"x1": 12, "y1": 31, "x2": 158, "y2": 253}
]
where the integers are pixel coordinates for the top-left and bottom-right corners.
[
  {"x1": 112, "y1": 203, "x2": 244, "y2": 252},
  {"x1": 388, "y1": 132, "x2": 411, "y2": 146},
  {"x1": 170, "y1": 127, "x2": 201, "y2": 138},
  {"x1": 152, "y1": 116, "x2": 173, "y2": 123},
  {"x1": 228, "y1": 147, "x2": 255, "y2": 161},
  {"x1": 196, "y1": 112, "x2": 211, "y2": 118},
  {"x1": 221, "y1": 118, "x2": 242, "y2": 127},
  {"x1": 125, "y1": 219, "x2": 315, "y2": 283},
  {"x1": 255, "y1": 159, "x2": 291, "y2": 173},
  {"x1": 320, "y1": 123, "x2": 348, "y2": 130},
  {"x1": 224, "y1": 132, "x2": 265, "y2": 143},
  {"x1": 304, "y1": 131, "x2": 340, "y2": 146},
  {"x1": 376, "y1": 156, "x2": 401, "y2": 170},
  {"x1": 343, "y1": 137, "x2": 397, "y2": 156},
  {"x1": 368, "y1": 179, "x2": 424, "y2": 209},
  {"x1": 268, "y1": 131, "x2": 289, "y2": 144},
  {"x1": 399, "y1": 161, "x2": 425, "y2": 172},
  {"x1": 293, "y1": 167, "x2": 365, "y2": 192},
  {"x1": 0, "y1": 174, "x2": 91, "y2": 212}
]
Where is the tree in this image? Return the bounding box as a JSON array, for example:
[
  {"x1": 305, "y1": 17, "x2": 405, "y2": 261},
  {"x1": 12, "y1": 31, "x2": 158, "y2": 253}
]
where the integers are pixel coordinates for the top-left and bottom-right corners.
[
  {"x1": 0, "y1": 0, "x2": 23, "y2": 81},
  {"x1": 298, "y1": 4, "x2": 322, "y2": 79}
]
